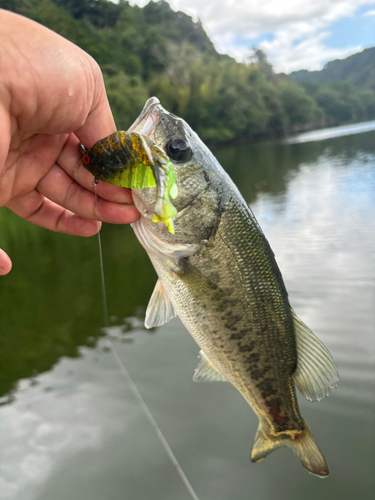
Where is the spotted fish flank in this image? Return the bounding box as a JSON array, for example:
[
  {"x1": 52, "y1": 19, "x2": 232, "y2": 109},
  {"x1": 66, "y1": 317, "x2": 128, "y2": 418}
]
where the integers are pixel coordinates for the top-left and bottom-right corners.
[{"x1": 82, "y1": 97, "x2": 339, "y2": 478}]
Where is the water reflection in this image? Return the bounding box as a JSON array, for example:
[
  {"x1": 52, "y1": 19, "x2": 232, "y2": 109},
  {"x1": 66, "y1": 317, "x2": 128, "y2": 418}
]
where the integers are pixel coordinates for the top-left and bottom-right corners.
[
  {"x1": 0, "y1": 122, "x2": 374, "y2": 500},
  {"x1": 0, "y1": 215, "x2": 154, "y2": 398},
  {"x1": 248, "y1": 154, "x2": 375, "y2": 421},
  {"x1": 284, "y1": 120, "x2": 375, "y2": 144},
  {"x1": 0, "y1": 334, "x2": 197, "y2": 500}
]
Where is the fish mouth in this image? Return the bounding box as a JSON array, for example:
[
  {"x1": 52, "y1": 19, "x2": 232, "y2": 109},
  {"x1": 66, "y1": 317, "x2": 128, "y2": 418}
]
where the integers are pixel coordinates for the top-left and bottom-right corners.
[
  {"x1": 128, "y1": 97, "x2": 190, "y2": 148},
  {"x1": 128, "y1": 97, "x2": 162, "y2": 140}
]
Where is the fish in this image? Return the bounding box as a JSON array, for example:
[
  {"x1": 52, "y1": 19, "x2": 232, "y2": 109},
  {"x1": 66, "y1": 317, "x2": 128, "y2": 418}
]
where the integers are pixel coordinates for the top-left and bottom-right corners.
[{"x1": 81, "y1": 97, "x2": 339, "y2": 477}]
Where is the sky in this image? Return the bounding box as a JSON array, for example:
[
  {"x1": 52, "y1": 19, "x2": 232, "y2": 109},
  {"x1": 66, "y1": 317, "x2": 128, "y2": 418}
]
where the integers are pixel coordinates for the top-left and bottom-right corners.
[{"x1": 129, "y1": 0, "x2": 375, "y2": 73}]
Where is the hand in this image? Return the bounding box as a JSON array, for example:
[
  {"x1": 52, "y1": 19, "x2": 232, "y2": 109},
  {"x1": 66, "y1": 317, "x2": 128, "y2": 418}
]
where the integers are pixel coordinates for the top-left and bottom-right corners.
[{"x1": 0, "y1": 10, "x2": 140, "y2": 275}]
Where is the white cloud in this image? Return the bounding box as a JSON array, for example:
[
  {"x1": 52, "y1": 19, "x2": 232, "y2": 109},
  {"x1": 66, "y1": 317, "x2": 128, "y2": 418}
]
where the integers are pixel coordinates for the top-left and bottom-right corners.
[
  {"x1": 0, "y1": 349, "x2": 135, "y2": 500},
  {"x1": 258, "y1": 29, "x2": 363, "y2": 73},
  {"x1": 364, "y1": 8, "x2": 375, "y2": 15},
  {"x1": 129, "y1": 0, "x2": 375, "y2": 71}
]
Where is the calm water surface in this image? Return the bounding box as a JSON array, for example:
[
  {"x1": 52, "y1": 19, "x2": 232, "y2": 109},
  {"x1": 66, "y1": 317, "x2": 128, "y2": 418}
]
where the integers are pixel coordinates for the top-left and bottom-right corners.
[{"x1": 0, "y1": 121, "x2": 374, "y2": 500}]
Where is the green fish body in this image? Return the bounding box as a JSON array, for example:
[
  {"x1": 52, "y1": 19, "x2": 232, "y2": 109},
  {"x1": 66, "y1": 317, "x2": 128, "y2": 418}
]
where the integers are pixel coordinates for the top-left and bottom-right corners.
[{"x1": 83, "y1": 97, "x2": 338, "y2": 477}]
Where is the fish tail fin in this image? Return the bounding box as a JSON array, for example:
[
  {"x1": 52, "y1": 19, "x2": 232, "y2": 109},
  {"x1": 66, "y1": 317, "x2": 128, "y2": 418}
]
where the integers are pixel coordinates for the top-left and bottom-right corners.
[
  {"x1": 250, "y1": 422, "x2": 329, "y2": 478},
  {"x1": 250, "y1": 425, "x2": 285, "y2": 462}
]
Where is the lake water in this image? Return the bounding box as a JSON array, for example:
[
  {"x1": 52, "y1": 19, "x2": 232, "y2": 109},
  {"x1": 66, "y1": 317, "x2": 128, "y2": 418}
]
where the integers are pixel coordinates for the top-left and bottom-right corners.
[{"x1": 0, "y1": 121, "x2": 374, "y2": 500}]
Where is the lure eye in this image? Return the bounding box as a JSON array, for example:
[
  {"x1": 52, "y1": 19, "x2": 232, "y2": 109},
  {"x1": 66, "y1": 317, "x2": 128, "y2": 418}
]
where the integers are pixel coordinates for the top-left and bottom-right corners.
[
  {"x1": 165, "y1": 136, "x2": 192, "y2": 162},
  {"x1": 83, "y1": 154, "x2": 90, "y2": 165}
]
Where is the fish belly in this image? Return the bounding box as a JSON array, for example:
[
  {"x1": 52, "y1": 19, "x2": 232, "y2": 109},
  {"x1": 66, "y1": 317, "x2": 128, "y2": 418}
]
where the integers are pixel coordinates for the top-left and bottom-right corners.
[
  {"x1": 136, "y1": 196, "x2": 330, "y2": 477},
  {"x1": 149, "y1": 234, "x2": 302, "y2": 437}
]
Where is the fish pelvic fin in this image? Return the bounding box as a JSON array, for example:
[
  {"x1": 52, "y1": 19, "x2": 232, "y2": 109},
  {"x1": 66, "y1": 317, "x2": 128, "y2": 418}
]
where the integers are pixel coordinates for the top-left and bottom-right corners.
[
  {"x1": 145, "y1": 279, "x2": 176, "y2": 329},
  {"x1": 251, "y1": 422, "x2": 329, "y2": 478}
]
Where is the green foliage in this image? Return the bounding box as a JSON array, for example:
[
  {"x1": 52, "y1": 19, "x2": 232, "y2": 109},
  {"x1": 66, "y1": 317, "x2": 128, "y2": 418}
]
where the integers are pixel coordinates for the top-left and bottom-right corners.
[
  {"x1": 3, "y1": 0, "x2": 375, "y2": 144},
  {"x1": 303, "y1": 80, "x2": 375, "y2": 124},
  {"x1": 278, "y1": 81, "x2": 321, "y2": 126},
  {"x1": 0, "y1": 208, "x2": 155, "y2": 397},
  {"x1": 104, "y1": 72, "x2": 149, "y2": 129},
  {"x1": 142, "y1": 0, "x2": 216, "y2": 55},
  {"x1": 291, "y1": 47, "x2": 375, "y2": 90},
  {"x1": 53, "y1": 0, "x2": 123, "y2": 28}
]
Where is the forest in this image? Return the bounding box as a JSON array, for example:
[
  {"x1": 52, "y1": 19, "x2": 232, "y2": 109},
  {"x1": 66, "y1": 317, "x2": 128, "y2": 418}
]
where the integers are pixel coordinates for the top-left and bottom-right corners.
[
  {"x1": 2, "y1": 0, "x2": 375, "y2": 145},
  {"x1": 291, "y1": 47, "x2": 375, "y2": 90}
]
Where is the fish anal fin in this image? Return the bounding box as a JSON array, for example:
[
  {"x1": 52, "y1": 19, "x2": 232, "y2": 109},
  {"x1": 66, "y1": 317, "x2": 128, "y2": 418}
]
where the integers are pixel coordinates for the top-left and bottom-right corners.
[
  {"x1": 291, "y1": 310, "x2": 339, "y2": 401},
  {"x1": 193, "y1": 350, "x2": 228, "y2": 382},
  {"x1": 251, "y1": 422, "x2": 329, "y2": 478},
  {"x1": 145, "y1": 279, "x2": 176, "y2": 329}
]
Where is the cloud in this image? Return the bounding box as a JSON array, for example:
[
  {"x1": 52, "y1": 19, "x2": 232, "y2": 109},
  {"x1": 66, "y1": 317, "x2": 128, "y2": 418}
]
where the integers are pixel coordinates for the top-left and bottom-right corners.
[
  {"x1": 129, "y1": 0, "x2": 375, "y2": 71},
  {"x1": 258, "y1": 29, "x2": 363, "y2": 73},
  {"x1": 0, "y1": 349, "x2": 134, "y2": 500}
]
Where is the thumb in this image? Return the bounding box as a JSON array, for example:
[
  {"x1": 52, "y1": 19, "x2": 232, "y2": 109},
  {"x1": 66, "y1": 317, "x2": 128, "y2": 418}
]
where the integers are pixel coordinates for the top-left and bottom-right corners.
[
  {"x1": 0, "y1": 248, "x2": 12, "y2": 275},
  {"x1": 74, "y1": 64, "x2": 116, "y2": 149}
]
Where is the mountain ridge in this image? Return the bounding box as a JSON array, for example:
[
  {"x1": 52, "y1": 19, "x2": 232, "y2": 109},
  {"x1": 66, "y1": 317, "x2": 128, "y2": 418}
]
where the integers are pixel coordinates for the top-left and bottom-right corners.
[
  {"x1": 290, "y1": 47, "x2": 375, "y2": 90},
  {"x1": 2, "y1": 0, "x2": 375, "y2": 144}
]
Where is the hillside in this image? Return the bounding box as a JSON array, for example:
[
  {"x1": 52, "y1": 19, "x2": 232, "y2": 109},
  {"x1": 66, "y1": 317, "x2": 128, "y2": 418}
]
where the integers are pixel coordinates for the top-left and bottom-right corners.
[
  {"x1": 290, "y1": 47, "x2": 375, "y2": 90},
  {"x1": 2, "y1": 0, "x2": 375, "y2": 144}
]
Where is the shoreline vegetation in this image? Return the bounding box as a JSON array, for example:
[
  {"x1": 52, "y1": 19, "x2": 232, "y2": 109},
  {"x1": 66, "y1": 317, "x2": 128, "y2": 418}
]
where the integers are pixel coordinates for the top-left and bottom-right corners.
[
  {"x1": 4, "y1": 0, "x2": 375, "y2": 147},
  {"x1": 209, "y1": 117, "x2": 375, "y2": 150}
]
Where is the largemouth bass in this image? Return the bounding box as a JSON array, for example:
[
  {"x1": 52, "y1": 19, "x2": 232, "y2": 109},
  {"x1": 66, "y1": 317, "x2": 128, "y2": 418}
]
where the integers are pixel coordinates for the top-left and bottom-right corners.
[{"x1": 81, "y1": 97, "x2": 339, "y2": 477}]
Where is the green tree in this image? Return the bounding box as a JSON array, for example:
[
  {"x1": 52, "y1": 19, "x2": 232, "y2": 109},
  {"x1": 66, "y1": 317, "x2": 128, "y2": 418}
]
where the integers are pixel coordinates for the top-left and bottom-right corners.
[
  {"x1": 3, "y1": 0, "x2": 375, "y2": 145},
  {"x1": 278, "y1": 81, "x2": 321, "y2": 127},
  {"x1": 104, "y1": 72, "x2": 149, "y2": 129}
]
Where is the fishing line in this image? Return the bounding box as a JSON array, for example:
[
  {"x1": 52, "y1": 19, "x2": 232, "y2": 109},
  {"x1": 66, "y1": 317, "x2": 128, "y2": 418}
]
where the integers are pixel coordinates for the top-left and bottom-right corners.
[
  {"x1": 97, "y1": 228, "x2": 109, "y2": 327},
  {"x1": 109, "y1": 341, "x2": 200, "y2": 500},
  {"x1": 94, "y1": 184, "x2": 109, "y2": 327},
  {"x1": 93, "y1": 185, "x2": 200, "y2": 500}
]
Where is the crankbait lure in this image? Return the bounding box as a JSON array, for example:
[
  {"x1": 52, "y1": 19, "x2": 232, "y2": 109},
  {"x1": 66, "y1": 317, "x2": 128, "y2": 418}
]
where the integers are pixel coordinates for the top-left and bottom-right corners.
[{"x1": 80, "y1": 131, "x2": 178, "y2": 233}]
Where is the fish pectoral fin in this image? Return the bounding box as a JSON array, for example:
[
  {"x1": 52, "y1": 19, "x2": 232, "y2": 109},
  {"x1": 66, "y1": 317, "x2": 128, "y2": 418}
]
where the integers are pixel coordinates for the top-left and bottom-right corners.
[
  {"x1": 132, "y1": 219, "x2": 200, "y2": 259},
  {"x1": 193, "y1": 350, "x2": 228, "y2": 382},
  {"x1": 292, "y1": 310, "x2": 339, "y2": 401},
  {"x1": 145, "y1": 279, "x2": 176, "y2": 329}
]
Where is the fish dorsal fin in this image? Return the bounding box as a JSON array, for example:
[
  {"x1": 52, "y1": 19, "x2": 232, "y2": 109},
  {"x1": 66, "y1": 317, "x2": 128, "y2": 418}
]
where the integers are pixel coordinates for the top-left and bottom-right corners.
[
  {"x1": 292, "y1": 310, "x2": 339, "y2": 401},
  {"x1": 145, "y1": 279, "x2": 176, "y2": 329},
  {"x1": 193, "y1": 350, "x2": 228, "y2": 382},
  {"x1": 132, "y1": 218, "x2": 200, "y2": 259}
]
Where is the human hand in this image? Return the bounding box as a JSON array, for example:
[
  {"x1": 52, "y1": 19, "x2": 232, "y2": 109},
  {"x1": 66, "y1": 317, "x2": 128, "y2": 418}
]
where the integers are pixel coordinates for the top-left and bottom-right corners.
[{"x1": 0, "y1": 10, "x2": 140, "y2": 275}]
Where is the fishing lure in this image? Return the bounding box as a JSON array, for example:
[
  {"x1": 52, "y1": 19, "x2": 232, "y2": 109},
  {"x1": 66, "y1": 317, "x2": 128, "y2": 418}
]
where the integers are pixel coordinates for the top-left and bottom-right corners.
[{"x1": 80, "y1": 131, "x2": 178, "y2": 233}]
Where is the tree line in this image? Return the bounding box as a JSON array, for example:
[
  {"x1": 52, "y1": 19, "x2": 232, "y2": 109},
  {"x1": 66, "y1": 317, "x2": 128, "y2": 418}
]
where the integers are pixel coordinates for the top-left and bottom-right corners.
[
  {"x1": 3, "y1": 0, "x2": 375, "y2": 145},
  {"x1": 291, "y1": 47, "x2": 375, "y2": 90}
]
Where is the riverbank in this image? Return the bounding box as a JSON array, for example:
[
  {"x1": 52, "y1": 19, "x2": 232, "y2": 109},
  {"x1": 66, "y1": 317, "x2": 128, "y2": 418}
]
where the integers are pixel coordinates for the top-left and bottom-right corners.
[{"x1": 208, "y1": 117, "x2": 374, "y2": 150}]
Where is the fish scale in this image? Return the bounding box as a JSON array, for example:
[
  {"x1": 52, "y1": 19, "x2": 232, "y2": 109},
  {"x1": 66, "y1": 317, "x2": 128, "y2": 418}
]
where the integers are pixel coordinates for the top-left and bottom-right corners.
[
  {"x1": 82, "y1": 97, "x2": 339, "y2": 477},
  {"x1": 151, "y1": 190, "x2": 302, "y2": 434}
]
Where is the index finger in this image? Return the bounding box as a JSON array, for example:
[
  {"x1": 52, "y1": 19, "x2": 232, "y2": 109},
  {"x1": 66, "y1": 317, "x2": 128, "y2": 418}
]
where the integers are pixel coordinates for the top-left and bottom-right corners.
[{"x1": 0, "y1": 248, "x2": 12, "y2": 275}]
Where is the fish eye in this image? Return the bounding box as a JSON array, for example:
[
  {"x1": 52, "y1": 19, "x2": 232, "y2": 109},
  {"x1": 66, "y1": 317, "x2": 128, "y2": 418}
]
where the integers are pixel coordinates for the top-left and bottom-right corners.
[{"x1": 165, "y1": 136, "x2": 192, "y2": 162}]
